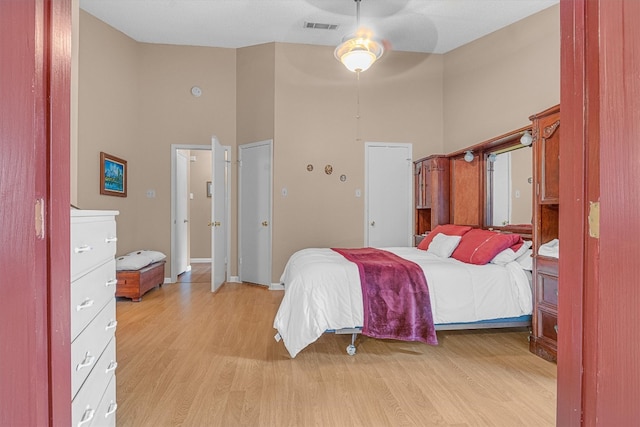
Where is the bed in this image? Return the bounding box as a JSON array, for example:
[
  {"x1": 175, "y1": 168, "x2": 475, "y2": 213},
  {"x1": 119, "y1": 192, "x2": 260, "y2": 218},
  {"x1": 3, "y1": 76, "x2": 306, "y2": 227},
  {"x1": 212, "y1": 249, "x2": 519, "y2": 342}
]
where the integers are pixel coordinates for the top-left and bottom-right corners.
[{"x1": 273, "y1": 227, "x2": 533, "y2": 358}]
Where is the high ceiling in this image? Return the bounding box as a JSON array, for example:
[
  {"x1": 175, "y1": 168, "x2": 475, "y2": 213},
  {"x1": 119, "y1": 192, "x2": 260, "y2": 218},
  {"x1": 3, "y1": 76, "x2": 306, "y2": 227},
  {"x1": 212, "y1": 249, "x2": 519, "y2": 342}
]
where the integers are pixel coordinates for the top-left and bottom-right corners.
[{"x1": 80, "y1": 0, "x2": 558, "y2": 54}]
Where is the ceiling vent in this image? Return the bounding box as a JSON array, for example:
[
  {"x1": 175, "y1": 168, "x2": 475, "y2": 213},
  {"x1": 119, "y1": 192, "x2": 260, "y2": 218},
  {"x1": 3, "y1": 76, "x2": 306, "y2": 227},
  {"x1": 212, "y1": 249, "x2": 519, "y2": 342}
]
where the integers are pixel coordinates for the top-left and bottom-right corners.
[{"x1": 304, "y1": 22, "x2": 339, "y2": 30}]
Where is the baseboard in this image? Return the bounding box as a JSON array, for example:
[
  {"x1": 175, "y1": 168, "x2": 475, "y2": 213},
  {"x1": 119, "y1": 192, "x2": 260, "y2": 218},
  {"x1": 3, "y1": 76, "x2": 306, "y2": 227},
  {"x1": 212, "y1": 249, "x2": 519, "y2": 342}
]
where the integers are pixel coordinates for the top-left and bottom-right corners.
[
  {"x1": 269, "y1": 283, "x2": 284, "y2": 291},
  {"x1": 229, "y1": 276, "x2": 241, "y2": 283},
  {"x1": 190, "y1": 258, "x2": 211, "y2": 263}
]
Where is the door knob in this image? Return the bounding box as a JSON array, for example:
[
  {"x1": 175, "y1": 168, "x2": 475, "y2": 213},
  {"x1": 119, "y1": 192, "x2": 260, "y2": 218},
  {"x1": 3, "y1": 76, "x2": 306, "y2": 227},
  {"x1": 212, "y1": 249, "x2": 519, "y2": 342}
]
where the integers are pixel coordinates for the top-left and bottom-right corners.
[
  {"x1": 262, "y1": 221, "x2": 268, "y2": 227},
  {"x1": 183, "y1": 219, "x2": 188, "y2": 223}
]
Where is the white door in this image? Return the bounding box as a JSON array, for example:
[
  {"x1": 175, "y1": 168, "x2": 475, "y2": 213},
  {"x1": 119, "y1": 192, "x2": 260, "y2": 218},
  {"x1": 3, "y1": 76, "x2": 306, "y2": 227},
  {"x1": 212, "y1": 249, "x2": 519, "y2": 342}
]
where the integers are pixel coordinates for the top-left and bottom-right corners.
[
  {"x1": 238, "y1": 140, "x2": 272, "y2": 286},
  {"x1": 210, "y1": 137, "x2": 228, "y2": 292},
  {"x1": 176, "y1": 150, "x2": 189, "y2": 275},
  {"x1": 365, "y1": 142, "x2": 413, "y2": 247}
]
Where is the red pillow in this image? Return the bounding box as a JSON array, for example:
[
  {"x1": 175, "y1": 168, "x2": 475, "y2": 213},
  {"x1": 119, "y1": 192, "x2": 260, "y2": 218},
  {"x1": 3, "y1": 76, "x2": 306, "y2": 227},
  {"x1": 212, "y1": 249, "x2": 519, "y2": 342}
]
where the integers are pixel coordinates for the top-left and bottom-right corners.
[
  {"x1": 417, "y1": 224, "x2": 473, "y2": 251},
  {"x1": 509, "y1": 236, "x2": 525, "y2": 252},
  {"x1": 451, "y1": 229, "x2": 522, "y2": 265}
]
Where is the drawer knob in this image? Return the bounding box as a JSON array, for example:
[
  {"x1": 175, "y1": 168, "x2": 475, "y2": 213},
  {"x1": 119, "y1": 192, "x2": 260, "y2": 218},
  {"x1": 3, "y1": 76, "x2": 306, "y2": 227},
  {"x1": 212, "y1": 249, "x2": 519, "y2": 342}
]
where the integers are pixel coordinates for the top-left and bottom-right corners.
[
  {"x1": 77, "y1": 408, "x2": 95, "y2": 427},
  {"x1": 105, "y1": 278, "x2": 117, "y2": 287},
  {"x1": 105, "y1": 402, "x2": 118, "y2": 418},
  {"x1": 76, "y1": 299, "x2": 94, "y2": 312},
  {"x1": 76, "y1": 352, "x2": 95, "y2": 371},
  {"x1": 105, "y1": 236, "x2": 117, "y2": 243},
  {"x1": 554, "y1": 324, "x2": 559, "y2": 334},
  {"x1": 105, "y1": 320, "x2": 118, "y2": 331},
  {"x1": 74, "y1": 244, "x2": 92, "y2": 254},
  {"x1": 105, "y1": 361, "x2": 118, "y2": 373}
]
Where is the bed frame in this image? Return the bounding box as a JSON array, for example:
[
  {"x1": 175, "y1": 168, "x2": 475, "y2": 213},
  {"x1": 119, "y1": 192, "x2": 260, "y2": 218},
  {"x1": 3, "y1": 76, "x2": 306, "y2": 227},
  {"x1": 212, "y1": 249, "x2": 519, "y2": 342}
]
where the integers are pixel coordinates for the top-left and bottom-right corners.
[
  {"x1": 116, "y1": 260, "x2": 165, "y2": 302},
  {"x1": 330, "y1": 315, "x2": 532, "y2": 355}
]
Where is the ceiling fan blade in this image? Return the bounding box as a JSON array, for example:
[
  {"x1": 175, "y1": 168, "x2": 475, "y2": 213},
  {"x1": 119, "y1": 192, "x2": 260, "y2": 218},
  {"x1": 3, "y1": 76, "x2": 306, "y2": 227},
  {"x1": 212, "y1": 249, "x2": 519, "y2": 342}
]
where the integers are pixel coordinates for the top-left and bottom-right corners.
[{"x1": 379, "y1": 11, "x2": 438, "y2": 54}]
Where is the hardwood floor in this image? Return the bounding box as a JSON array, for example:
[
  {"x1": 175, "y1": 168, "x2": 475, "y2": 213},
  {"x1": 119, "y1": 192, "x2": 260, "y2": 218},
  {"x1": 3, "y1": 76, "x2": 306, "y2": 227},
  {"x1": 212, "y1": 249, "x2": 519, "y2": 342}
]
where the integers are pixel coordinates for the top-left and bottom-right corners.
[{"x1": 115, "y1": 263, "x2": 557, "y2": 426}]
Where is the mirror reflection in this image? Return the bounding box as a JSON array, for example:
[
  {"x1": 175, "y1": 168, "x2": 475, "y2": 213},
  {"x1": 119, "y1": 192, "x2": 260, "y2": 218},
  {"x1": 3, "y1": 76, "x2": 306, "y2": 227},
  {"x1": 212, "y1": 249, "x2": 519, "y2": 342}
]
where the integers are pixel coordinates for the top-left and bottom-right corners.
[{"x1": 486, "y1": 146, "x2": 532, "y2": 227}]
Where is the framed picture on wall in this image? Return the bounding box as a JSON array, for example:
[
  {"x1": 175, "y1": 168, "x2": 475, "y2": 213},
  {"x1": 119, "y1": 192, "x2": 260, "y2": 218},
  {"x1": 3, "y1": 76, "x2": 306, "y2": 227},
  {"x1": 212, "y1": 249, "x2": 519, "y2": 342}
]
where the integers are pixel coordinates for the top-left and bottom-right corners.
[{"x1": 100, "y1": 152, "x2": 127, "y2": 197}]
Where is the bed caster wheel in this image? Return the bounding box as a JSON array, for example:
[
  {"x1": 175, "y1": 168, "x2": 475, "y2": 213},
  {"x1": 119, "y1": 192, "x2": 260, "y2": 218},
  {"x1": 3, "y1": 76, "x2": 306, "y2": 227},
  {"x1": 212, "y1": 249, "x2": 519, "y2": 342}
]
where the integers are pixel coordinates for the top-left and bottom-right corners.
[{"x1": 346, "y1": 344, "x2": 357, "y2": 356}]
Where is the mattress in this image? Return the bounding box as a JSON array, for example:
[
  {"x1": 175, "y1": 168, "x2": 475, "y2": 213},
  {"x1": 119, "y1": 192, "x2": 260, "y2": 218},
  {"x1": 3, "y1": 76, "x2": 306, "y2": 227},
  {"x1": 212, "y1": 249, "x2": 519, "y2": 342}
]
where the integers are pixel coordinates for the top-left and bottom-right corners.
[{"x1": 273, "y1": 247, "x2": 532, "y2": 358}]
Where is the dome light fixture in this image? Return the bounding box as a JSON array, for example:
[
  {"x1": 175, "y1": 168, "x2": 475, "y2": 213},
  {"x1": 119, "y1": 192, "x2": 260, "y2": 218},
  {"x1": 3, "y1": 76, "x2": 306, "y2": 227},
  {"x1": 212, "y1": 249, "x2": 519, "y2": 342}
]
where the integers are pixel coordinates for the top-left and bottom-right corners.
[
  {"x1": 520, "y1": 130, "x2": 533, "y2": 146},
  {"x1": 464, "y1": 150, "x2": 474, "y2": 163},
  {"x1": 334, "y1": 0, "x2": 384, "y2": 73}
]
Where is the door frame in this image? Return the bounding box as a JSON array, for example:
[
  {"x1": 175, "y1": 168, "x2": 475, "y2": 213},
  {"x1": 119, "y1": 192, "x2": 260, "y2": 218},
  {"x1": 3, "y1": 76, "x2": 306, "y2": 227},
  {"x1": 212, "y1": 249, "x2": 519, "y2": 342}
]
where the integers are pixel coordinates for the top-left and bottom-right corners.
[
  {"x1": 364, "y1": 142, "x2": 413, "y2": 247},
  {"x1": 0, "y1": 0, "x2": 72, "y2": 424},
  {"x1": 170, "y1": 144, "x2": 230, "y2": 284},
  {"x1": 175, "y1": 150, "x2": 190, "y2": 275},
  {"x1": 238, "y1": 139, "x2": 273, "y2": 286}
]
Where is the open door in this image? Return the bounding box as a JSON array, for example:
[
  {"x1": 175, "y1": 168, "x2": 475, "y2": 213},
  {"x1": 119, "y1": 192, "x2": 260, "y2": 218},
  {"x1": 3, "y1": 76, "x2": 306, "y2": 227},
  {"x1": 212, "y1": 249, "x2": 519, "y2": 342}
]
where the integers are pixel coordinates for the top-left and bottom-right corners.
[{"x1": 210, "y1": 136, "x2": 228, "y2": 292}]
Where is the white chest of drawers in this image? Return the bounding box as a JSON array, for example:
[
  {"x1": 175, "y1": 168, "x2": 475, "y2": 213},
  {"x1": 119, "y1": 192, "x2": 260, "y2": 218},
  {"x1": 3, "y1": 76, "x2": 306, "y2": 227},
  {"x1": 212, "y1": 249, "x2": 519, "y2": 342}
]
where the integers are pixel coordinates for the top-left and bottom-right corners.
[{"x1": 71, "y1": 210, "x2": 119, "y2": 427}]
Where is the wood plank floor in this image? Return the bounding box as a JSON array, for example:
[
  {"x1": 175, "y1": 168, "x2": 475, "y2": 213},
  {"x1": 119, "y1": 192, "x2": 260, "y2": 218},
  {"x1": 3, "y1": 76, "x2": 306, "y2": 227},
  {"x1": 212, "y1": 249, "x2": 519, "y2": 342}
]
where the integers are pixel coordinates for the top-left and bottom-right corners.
[{"x1": 115, "y1": 263, "x2": 557, "y2": 426}]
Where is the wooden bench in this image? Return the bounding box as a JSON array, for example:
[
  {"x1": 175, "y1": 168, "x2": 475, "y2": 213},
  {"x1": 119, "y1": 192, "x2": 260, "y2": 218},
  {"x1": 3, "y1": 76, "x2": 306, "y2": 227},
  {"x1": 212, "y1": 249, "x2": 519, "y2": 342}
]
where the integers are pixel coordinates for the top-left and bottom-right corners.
[{"x1": 116, "y1": 260, "x2": 165, "y2": 302}]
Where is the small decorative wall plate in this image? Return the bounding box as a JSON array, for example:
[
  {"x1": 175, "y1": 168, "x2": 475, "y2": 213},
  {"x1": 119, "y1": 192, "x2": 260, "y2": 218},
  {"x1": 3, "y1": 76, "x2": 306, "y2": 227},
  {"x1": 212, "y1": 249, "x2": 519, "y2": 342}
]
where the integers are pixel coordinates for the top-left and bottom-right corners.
[
  {"x1": 340, "y1": 174, "x2": 347, "y2": 182},
  {"x1": 325, "y1": 165, "x2": 333, "y2": 175},
  {"x1": 307, "y1": 164, "x2": 313, "y2": 172}
]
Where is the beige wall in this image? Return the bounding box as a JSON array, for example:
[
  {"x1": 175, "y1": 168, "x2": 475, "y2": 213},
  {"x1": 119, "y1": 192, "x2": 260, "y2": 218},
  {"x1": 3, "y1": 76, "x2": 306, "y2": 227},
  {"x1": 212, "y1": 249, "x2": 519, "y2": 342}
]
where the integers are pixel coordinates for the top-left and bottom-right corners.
[
  {"x1": 443, "y1": 4, "x2": 560, "y2": 152},
  {"x1": 272, "y1": 44, "x2": 443, "y2": 279},
  {"x1": 78, "y1": 11, "x2": 236, "y2": 276},
  {"x1": 77, "y1": 11, "x2": 140, "y2": 245},
  {"x1": 76, "y1": 4, "x2": 559, "y2": 283}
]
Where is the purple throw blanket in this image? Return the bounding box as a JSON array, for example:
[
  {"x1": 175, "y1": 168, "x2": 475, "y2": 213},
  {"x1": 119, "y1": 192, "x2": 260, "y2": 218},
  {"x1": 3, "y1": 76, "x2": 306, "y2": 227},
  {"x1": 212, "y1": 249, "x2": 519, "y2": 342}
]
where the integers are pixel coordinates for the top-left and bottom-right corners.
[{"x1": 332, "y1": 248, "x2": 438, "y2": 345}]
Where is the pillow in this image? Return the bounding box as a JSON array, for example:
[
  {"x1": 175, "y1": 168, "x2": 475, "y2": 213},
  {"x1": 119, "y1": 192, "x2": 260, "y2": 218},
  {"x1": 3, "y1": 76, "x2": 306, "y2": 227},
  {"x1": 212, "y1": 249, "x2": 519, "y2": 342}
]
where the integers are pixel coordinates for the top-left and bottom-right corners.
[
  {"x1": 426, "y1": 233, "x2": 462, "y2": 258},
  {"x1": 116, "y1": 253, "x2": 154, "y2": 271},
  {"x1": 417, "y1": 224, "x2": 472, "y2": 251},
  {"x1": 516, "y1": 249, "x2": 533, "y2": 270},
  {"x1": 451, "y1": 229, "x2": 522, "y2": 265},
  {"x1": 491, "y1": 240, "x2": 532, "y2": 266},
  {"x1": 127, "y1": 250, "x2": 166, "y2": 263}
]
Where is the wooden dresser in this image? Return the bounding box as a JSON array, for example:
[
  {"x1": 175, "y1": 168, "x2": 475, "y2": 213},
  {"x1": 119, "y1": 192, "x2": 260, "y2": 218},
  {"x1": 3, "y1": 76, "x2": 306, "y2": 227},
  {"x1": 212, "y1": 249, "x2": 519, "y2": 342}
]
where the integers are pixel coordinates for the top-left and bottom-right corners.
[
  {"x1": 529, "y1": 105, "x2": 560, "y2": 362},
  {"x1": 413, "y1": 155, "x2": 450, "y2": 240},
  {"x1": 71, "y1": 210, "x2": 119, "y2": 426}
]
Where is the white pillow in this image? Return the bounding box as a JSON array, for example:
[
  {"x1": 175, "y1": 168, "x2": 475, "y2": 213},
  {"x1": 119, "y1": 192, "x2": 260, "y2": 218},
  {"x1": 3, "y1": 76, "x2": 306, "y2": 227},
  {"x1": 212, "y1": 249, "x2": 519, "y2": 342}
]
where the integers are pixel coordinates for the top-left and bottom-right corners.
[
  {"x1": 516, "y1": 249, "x2": 533, "y2": 270},
  {"x1": 116, "y1": 254, "x2": 154, "y2": 271},
  {"x1": 491, "y1": 240, "x2": 532, "y2": 266},
  {"x1": 126, "y1": 250, "x2": 166, "y2": 263},
  {"x1": 426, "y1": 233, "x2": 462, "y2": 258}
]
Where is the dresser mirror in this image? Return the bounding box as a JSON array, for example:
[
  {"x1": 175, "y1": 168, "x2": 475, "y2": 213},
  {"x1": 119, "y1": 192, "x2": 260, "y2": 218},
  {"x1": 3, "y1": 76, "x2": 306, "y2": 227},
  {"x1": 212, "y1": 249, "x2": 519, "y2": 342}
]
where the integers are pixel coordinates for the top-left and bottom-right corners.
[{"x1": 485, "y1": 144, "x2": 533, "y2": 230}]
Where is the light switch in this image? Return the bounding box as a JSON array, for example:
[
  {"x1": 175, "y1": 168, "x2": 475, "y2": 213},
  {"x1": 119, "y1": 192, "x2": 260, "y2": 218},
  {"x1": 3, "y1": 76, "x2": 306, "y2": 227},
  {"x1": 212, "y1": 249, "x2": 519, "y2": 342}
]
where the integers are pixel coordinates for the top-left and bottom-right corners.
[
  {"x1": 281, "y1": 187, "x2": 288, "y2": 197},
  {"x1": 146, "y1": 189, "x2": 156, "y2": 198},
  {"x1": 355, "y1": 189, "x2": 361, "y2": 197}
]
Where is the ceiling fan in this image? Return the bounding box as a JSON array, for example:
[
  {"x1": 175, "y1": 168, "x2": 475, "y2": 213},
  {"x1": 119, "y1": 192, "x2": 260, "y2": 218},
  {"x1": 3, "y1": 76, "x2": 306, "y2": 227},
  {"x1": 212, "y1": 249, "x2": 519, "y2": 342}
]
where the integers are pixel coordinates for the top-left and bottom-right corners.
[{"x1": 334, "y1": 0, "x2": 385, "y2": 72}]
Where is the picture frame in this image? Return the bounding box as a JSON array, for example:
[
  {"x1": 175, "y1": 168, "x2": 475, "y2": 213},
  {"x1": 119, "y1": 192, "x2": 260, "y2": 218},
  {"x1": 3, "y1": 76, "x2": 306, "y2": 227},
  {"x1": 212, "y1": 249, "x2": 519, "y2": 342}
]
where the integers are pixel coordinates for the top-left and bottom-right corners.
[
  {"x1": 100, "y1": 152, "x2": 127, "y2": 197},
  {"x1": 206, "y1": 181, "x2": 212, "y2": 198}
]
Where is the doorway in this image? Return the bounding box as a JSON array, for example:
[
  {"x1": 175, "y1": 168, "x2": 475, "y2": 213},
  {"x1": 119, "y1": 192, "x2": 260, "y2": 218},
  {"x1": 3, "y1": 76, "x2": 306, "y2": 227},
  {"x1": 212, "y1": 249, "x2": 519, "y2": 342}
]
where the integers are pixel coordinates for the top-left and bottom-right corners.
[{"x1": 170, "y1": 143, "x2": 230, "y2": 286}]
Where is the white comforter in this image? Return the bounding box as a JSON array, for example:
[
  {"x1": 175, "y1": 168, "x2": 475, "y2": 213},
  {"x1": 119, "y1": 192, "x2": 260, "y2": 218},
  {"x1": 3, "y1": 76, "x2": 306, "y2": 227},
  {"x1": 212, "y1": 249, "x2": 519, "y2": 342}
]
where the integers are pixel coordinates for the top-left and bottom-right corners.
[{"x1": 273, "y1": 247, "x2": 532, "y2": 358}]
